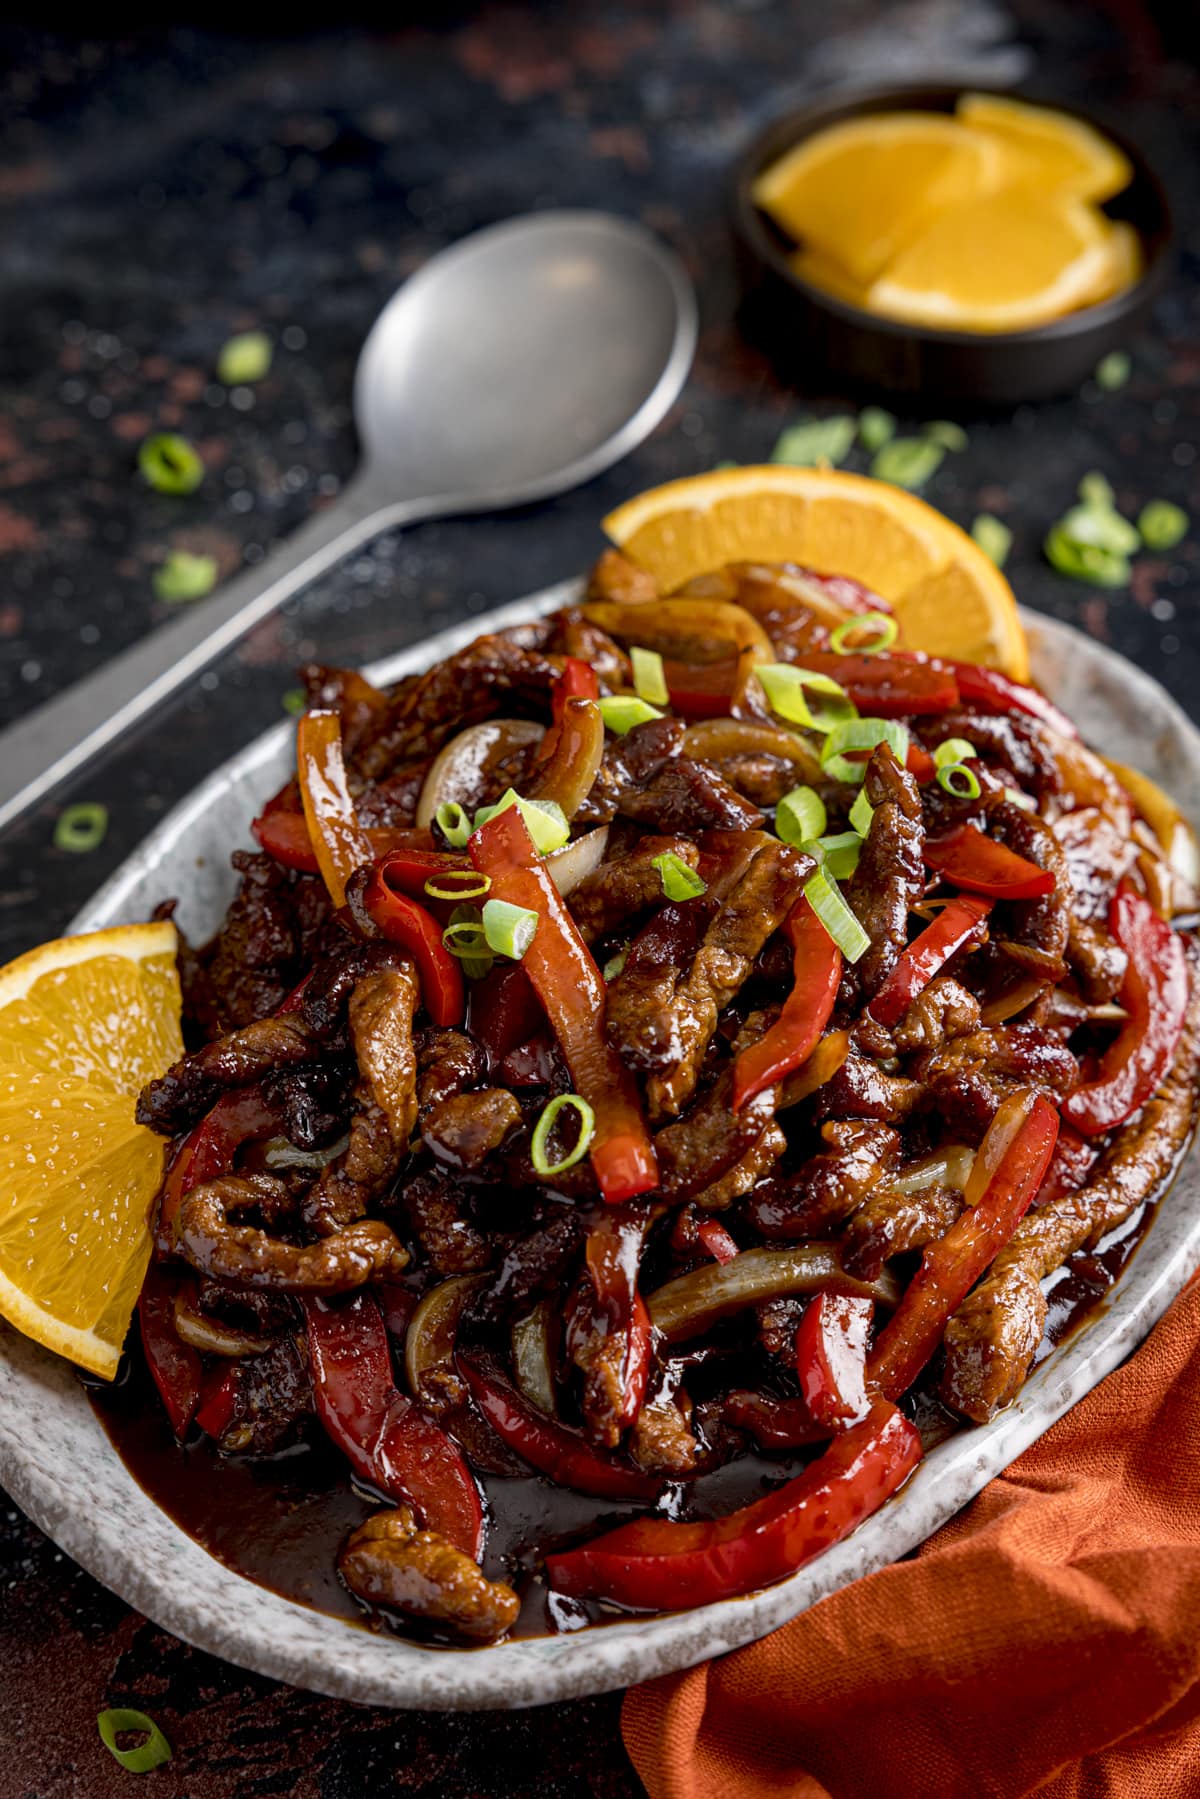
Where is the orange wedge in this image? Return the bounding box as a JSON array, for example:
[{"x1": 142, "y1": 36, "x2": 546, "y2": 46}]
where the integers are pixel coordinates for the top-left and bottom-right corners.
[
  {"x1": 865, "y1": 191, "x2": 1115, "y2": 333},
  {"x1": 0, "y1": 921, "x2": 183, "y2": 1378},
  {"x1": 789, "y1": 246, "x2": 873, "y2": 310},
  {"x1": 957, "y1": 92, "x2": 1133, "y2": 203},
  {"x1": 1092, "y1": 220, "x2": 1144, "y2": 302},
  {"x1": 603, "y1": 466, "x2": 1028, "y2": 678},
  {"x1": 752, "y1": 112, "x2": 1004, "y2": 287}
]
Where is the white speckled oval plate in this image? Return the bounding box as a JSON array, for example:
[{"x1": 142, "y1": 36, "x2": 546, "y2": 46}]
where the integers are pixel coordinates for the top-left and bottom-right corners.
[{"x1": 0, "y1": 580, "x2": 1197, "y2": 1711}]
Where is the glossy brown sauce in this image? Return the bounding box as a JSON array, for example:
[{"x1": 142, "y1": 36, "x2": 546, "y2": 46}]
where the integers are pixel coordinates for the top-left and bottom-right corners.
[{"x1": 90, "y1": 1197, "x2": 1160, "y2": 1644}]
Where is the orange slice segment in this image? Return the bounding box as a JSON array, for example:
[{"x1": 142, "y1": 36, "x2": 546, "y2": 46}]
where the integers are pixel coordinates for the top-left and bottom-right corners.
[
  {"x1": 602, "y1": 465, "x2": 1027, "y2": 678},
  {"x1": 0, "y1": 921, "x2": 183, "y2": 1377},
  {"x1": 957, "y1": 92, "x2": 1133, "y2": 203}
]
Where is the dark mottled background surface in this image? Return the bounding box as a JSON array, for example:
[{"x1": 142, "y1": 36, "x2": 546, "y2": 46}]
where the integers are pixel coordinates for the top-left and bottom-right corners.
[{"x1": 0, "y1": 4, "x2": 1196, "y2": 1794}]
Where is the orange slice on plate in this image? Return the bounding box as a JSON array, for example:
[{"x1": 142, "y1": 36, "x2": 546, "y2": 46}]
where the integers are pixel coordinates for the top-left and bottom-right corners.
[
  {"x1": 0, "y1": 920, "x2": 182, "y2": 1378},
  {"x1": 602, "y1": 465, "x2": 1028, "y2": 678},
  {"x1": 956, "y1": 92, "x2": 1133, "y2": 203},
  {"x1": 751, "y1": 112, "x2": 1004, "y2": 287},
  {"x1": 864, "y1": 191, "x2": 1114, "y2": 333}
]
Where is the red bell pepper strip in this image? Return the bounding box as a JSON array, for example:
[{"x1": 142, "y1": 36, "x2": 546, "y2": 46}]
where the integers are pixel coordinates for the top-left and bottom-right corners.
[
  {"x1": 1036, "y1": 1123, "x2": 1099, "y2": 1206},
  {"x1": 545, "y1": 1399, "x2": 921, "y2": 1609},
  {"x1": 469, "y1": 961, "x2": 545, "y2": 1069},
  {"x1": 923, "y1": 823, "x2": 1056, "y2": 900},
  {"x1": 195, "y1": 1363, "x2": 242, "y2": 1442},
  {"x1": 905, "y1": 740, "x2": 937, "y2": 784},
  {"x1": 296, "y1": 709, "x2": 375, "y2": 909},
  {"x1": 251, "y1": 807, "x2": 438, "y2": 876},
  {"x1": 723, "y1": 1390, "x2": 826, "y2": 1449},
  {"x1": 733, "y1": 897, "x2": 841, "y2": 1110},
  {"x1": 155, "y1": 1085, "x2": 280, "y2": 1250},
  {"x1": 582, "y1": 1209, "x2": 653, "y2": 1432},
  {"x1": 361, "y1": 858, "x2": 465, "y2": 1028},
  {"x1": 139, "y1": 1265, "x2": 203, "y2": 1441},
  {"x1": 791, "y1": 652, "x2": 959, "y2": 717},
  {"x1": 939, "y1": 660, "x2": 1079, "y2": 740},
  {"x1": 867, "y1": 896, "x2": 993, "y2": 1029},
  {"x1": 302, "y1": 1292, "x2": 484, "y2": 1559},
  {"x1": 1062, "y1": 885, "x2": 1189, "y2": 1137},
  {"x1": 795, "y1": 1292, "x2": 873, "y2": 1430},
  {"x1": 868, "y1": 1092, "x2": 1060, "y2": 1400},
  {"x1": 459, "y1": 1360, "x2": 664, "y2": 1500},
  {"x1": 696, "y1": 1218, "x2": 740, "y2": 1264},
  {"x1": 663, "y1": 654, "x2": 739, "y2": 719},
  {"x1": 468, "y1": 806, "x2": 658, "y2": 1203},
  {"x1": 551, "y1": 655, "x2": 600, "y2": 726}
]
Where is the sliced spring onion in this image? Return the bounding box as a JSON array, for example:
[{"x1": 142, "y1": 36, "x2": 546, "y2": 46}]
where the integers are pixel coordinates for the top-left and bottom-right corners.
[
  {"x1": 53, "y1": 802, "x2": 108, "y2": 853},
  {"x1": 530, "y1": 1092, "x2": 596, "y2": 1177},
  {"x1": 217, "y1": 329, "x2": 273, "y2": 385},
  {"x1": 602, "y1": 945, "x2": 629, "y2": 982},
  {"x1": 820, "y1": 717, "x2": 909, "y2": 784},
  {"x1": 970, "y1": 513, "x2": 1012, "y2": 568},
  {"x1": 442, "y1": 912, "x2": 492, "y2": 973},
  {"x1": 652, "y1": 850, "x2": 707, "y2": 901},
  {"x1": 423, "y1": 870, "x2": 491, "y2": 902},
  {"x1": 776, "y1": 784, "x2": 826, "y2": 847},
  {"x1": 857, "y1": 406, "x2": 895, "y2": 452},
  {"x1": 1058, "y1": 500, "x2": 1140, "y2": 556},
  {"x1": 281, "y1": 687, "x2": 307, "y2": 716},
  {"x1": 1138, "y1": 499, "x2": 1188, "y2": 551},
  {"x1": 924, "y1": 419, "x2": 967, "y2": 452},
  {"x1": 435, "y1": 800, "x2": 472, "y2": 848},
  {"x1": 810, "y1": 830, "x2": 862, "y2": 881},
  {"x1": 138, "y1": 432, "x2": 204, "y2": 495},
  {"x1": 153, "y1": 549, "x2": 218, "y2": 602},
  {"x1": 630, "y1": 645, "x2": 670, "y2": 706},
  {"x1": 804, "y1": 865, "x2": 870, "y2": 963},
  {"x1": 482, "y1": 897, "x2": 539, "y2": 960},
  {"x1": 848, "y1": 787, "x2": 874, "y2": 837},
  {"x1": 96, "y1": 1709, "x2": 172, "y2": 1774},
  {"x1": 758, "y1": 664, "x2": 857, "y2": 733},
  {"x1": 1078, "y1": 470, "x2": 1115, "y2": 509},
  {"x1": 1095, "y1": 349, "x2": 1131, "y2": 391},
  {"x1": 1004, "y1": 786, "x2": 1038, "y2": 813},
  {"x1": 870, "y1": 437, "x2": 944, "y2": 491},
  {"x1": 934, "y1": 736, "x2": 977, "y2": 769},
  {"x1": 473, "y1": 789, "x2": 570, "y2": 853},
  {"x1": 596, "y1": 694, "x2": 664, "y2": 735},
  {"x1": 770, "y1": 415, "x2": 856, "y2": 468},
  {"x1": 936, "y1": 763, "x2": 982, "y2": 800},
  {"x1": 829, "y1": 611, "x2": 898, "y2": 656},
  {"x1": 1044, "y1": 523, "x2": 1131, "y2": 588}
]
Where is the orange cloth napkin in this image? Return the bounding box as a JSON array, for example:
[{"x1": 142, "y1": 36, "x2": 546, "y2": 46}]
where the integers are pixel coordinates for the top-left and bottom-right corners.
[{"x1": 623, "y1": 1275, "x2": 1200, "y2": 1799}]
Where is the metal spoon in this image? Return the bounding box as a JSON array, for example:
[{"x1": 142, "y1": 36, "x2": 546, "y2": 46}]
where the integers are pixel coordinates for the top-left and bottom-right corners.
[{"x1": 0, "y1": 210, "x2": 697, "y2": 832}]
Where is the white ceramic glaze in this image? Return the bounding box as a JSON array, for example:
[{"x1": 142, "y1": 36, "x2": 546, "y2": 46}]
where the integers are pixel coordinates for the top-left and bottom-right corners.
[{"x1": 0, "y1": 581, "x2": 1196, "y2": 1712}]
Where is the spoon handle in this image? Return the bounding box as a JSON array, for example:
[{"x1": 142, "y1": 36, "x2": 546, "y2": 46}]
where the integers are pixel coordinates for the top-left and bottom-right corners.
[{"x1": 0, "y1": 473, "x2": 430, "y2": 834}]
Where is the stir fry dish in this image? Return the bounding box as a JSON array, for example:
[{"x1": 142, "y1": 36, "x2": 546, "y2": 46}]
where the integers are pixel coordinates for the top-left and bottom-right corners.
[{"x1": 119, "y1": 544, "x2": 1198, "y2": 1646}]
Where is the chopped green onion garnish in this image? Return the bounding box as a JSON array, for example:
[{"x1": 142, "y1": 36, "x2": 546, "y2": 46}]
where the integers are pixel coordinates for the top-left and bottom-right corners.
[
  {"x1": 758, "y1": 664, "x2": 857, "y2": 733},
  {"x1": 424, "y1": 871, "x2": 491, "y2": 902},
  {"x1": 924, "y1": 420, "x2": 967, "y2": 452},
  {"x1": 153, "y1": 550, "x2": 218, "y2": 603},
  {"x1": 1044, "y1": 523, "x2": 1131, "y2": 588},
  {"x1": 775, "y1": 785, "x2": 826, "y2": 847},
  {"x1": 217, "y1": 330, "x2": 273, "y2": 385},
  {"x1": 820, "y1": 717, "x2": 909, "y2": 784},
  {"x1": 970, "y1": 514, "x2": 1012, "y2": 568},
  {"x1": 804, "y1": 866, "x2": 869, "y2": 963},
  {"x1": 652, "y1": 851, "x2": 707, "y2": 901},
  {"x1": 530, "y1": 1093, "x2": 596, "y2": 1178},
  {"x1": 444, "y1": 906, "x2": 494, "y2": 979},
  {"x1": 1059, "y1": 501, "x2": 1140, "y2": 556},
  {"x1": 97, "y1": 1709, "x2": 172, "y2": 1774},
  {"x1": 934, "y1": 736, "x2": 976, "y2": 770},
  {"x1": 138, "y1": 432, "x2": 204, "y2": 495},
  {"x1": 810, "y1": 830, "x2": 862, "y2": 880},
  {"x1": 282, "y1": 687, "x2": 307, "y2": 716},
  {"x1": 770, "y1": 415, "x2": 856, "y2": 468},
  {"x1": 54, "y1": 802, "x2": 108, "y2": 853},
  {"x1": 597, "y1": 695, "x2": 664, "y2": 735},
  {"x1": 1078, "y1": 470, "x2": 1115, "y2": 509},
  {"x1": 473, "y1": 790, "x2": 570, "y2": 853},
  {"x1": 829, "y1": 611, "x2": 898, "y2": 657},
  {"x1": 1095, "y1": 350, "x2": 1131, "y2": 391},
  {"x1": 630, "y1": 646, "x2": 669, "y2": 706},
  {"x1": 870, "y1": 437, "x2": 944, "y2": 491},
  {"x1": 936, "y1": 763, "x2": 982, "y2": 800},
  {"x1": 482, "y1": 897, "x2": 539, "y2": 960},
  {"x1": 602, "y1": 945, "x2": 629, "y2": 982},
  {"x1": 848, "y1": 788, "x2": 874, "y2": 837},
  {"x1": 435, "y1": 801, "x2": 472, "y2": 848},
  {"x1": 1004, "y1": 787, "x2": 1038, "y2": 813},
  {"x1": 857, "y1": 407, "x2": 896, "y2": 452},
  {"x1": 1138, "y1": 499, "x2": 1188, "y2": 551}
]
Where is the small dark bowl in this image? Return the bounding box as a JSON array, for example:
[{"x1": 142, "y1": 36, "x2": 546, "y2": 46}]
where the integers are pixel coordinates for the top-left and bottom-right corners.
[{"x1": 733, "y1": 83, "x2": 1174, "y2": 407}]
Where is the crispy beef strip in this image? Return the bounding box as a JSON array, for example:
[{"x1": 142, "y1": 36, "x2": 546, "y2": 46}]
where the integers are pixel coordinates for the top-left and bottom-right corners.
[
  {"x1": 1068, "y1": 916, "x2": 1128, "y2": 1005},
  {"x1": 544, "y1": 603, "x2": 632, "y2": 687},
  {"x1": 138, "y1": 1014, "x2": 319, "y2": 1136},
  {"x1": 986, "y1": 796, "x2": 1071, "y2": 977},
  {"x1": 421, "y1": 1089, "x2": 524, "y2": 1170},
  {"x1": 692, "y1": 1123, "x2": 787, "y2": 1211},
  {"x1": 339, "y1": 1509, "x2": 519, "y2": 1642},
  {"x1": 580, "y1": 716, "x2": 765, "y2": 835},
  {"x1": 940, "y1": 966, "x2": 1200, "y2": 1422},
  {"x1": 646, "y1": 839, "x2": 810, "y2": 1118},
  {"x1": 604, "y1": 901, "x2": 704, "y2": 1074},
  {"x1": 629, "y1": 1382, "x2": 700, "y2": 1477},
  {"x1": 355, "y1": 636, "x2": 562, "y2": 778},
  {"x1": 814, "y1": 1052, "x2": 925, "y2": 1125},
  {"x1": 856, "y1": 976, "x2": 982, "y2": 1060},
  {"x1": 914, "y1": 1025, "x2": 1079, "y2": 1143},
  {"x1": 586, "y1": 548, "x2": 660, "y2": 609},
  {"x1": 483, "y1": 1210, "x2": 583, "y2": 1319},
  {"x1": 745, "y1": 1122, "x2": 902, "y2": 1240},
  {"x1": 838, "y1": 744, "x2": 924, "y2": 1008},
  {"x1": 402, "y1": 1167, "x2": 491, "y2": 1275},
  {"x1": 205, "y1": 851, "x2": 330, "y2": 1030},
  {"x1": 298, "y1": 663, "x2": 389, "y2": 759},
  {"x1": 917, "y1": 710, "x2": 1061, "y2": 798},
  {"x1": 567, "y1": 836, "x2": 699, "y2": 944},
  {"x1": 654, "y1": 1067, "x2": 779, "y2": 1202},
  {"x1": 209, "y1": 1333, "x2": 313, "y2": 1456},
  {"x1": 842, "y1": 1182, "x2": 966, "y2": 1282},
  {"x1": 415, "y1": 1028, "x2": 488, "y2": 1113},
  {"x1": 1053, "y1": 808, "x2": 1138, "y2": 922},
  {"x1": 175, "y1": 1174, "x2": 410, "y2": 1290}
]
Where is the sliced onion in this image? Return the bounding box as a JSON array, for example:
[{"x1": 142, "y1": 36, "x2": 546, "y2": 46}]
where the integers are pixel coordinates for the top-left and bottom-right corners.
[
  {"x1": 261, "y1": 1133, "x2": 349, "y2": 1173},
  {"x1": 582, "y1": 595, "x2": 774, "y2": 665},
  {"x1": 525, "y1": 697, "x2": 604, "y2": 819},
  {"x1": 404, "y1": 1273, "x2": 487, "y2": 1396},
  {"x1": 778, "y1": 1029, "x2": 851, "y2": 1111},
  {"x1": 646, "y1": 1245, "x2": 897, "y2": 1342},
  {"x1": 415, "y1": 720, "x2": 544, "y2": 830},
  {"x1": 1044, "y1": 730, "x2": 1133, "y2": 830},
  {"x1": 544, "y1": 825, "x2": 609, "y2": 896},
  {"x1": 1107, "y1": 756, "x2": 1200, "y2": 891},
  {"x1": 512, "y1": 1301, "x2": 557, "y2": 1416},
  {"x1": 877, "y1": 1145, "x2": 975, "y2": 1199},
  {"x1": 964, "y1": 1088, "x2": 1036, "y2": 1209},
  {"x1": 681, "y1": 718, "x2": 824, "y2": 781},
  {"x1": 173, "y1": 1297, "x2": 273, "y2": 1359}
]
